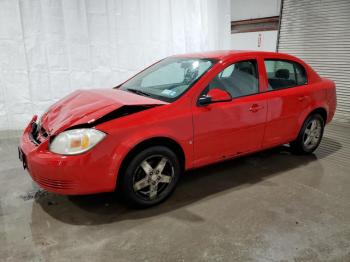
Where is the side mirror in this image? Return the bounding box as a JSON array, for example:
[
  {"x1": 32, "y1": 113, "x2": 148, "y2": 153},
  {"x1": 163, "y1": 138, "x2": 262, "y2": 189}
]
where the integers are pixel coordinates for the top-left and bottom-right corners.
[{"x1": 198, "y1": 88, "x2": 232, "y2": 106}]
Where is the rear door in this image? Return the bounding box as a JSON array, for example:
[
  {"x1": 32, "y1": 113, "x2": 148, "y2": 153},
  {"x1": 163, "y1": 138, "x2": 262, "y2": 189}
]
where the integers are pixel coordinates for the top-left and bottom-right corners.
[
  {"x1": 192, "y1": 57, "x2": 268, "y2": 167},
  {"x1": 261, "y1": 59, "x2": 311, "y2": 147}
]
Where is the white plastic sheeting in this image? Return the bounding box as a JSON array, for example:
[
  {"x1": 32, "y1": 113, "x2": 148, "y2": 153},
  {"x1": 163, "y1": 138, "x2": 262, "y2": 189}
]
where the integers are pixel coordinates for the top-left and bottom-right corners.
[{"x1": 0, "y1": 0, "x2": 230, "y2": 130}]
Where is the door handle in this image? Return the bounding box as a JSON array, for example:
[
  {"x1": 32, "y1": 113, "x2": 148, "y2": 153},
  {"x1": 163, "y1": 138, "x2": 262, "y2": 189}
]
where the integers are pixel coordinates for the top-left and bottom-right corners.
[
  {"x1": 298, "y1": 95, "x2": 309, "y2": 101},
  {"x1": 249, "y1": 104, "x2": 264, "y2": 112}
]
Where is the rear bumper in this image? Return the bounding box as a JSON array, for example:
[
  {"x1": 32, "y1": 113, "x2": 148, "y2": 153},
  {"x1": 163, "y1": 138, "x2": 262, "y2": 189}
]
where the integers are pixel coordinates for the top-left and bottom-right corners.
[{"x1": 19, "y1": 118, "x2": 117, "y2": 195}]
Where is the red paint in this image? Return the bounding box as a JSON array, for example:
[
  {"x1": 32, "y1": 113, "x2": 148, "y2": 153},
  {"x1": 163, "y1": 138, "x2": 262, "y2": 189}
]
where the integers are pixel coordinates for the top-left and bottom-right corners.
[
  {"x1": 207, "y1": 88, "x2": 232, "y2": 102},
  {"x1": 19, "y1": 51, "x2": 337, "y2": 195},
  {"x1": 40, "y1": 89, "x2": 167, "y2": 135}
]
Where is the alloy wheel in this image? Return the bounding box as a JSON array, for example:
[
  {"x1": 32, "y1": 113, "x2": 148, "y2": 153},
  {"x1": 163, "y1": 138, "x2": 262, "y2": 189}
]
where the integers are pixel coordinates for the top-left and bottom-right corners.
[
  {"x1": 132, "y1": 155, "x2": 174, "y2": 201},
  {"x1": 303, "y1": 119, "x2": 322, "y2": 150}
]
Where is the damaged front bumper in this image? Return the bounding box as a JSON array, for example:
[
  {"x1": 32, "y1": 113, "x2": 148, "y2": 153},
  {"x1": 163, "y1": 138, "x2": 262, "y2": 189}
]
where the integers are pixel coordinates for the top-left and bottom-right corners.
[{"x1": 19, "y1": 116, "x2": 117, "y2": 195}]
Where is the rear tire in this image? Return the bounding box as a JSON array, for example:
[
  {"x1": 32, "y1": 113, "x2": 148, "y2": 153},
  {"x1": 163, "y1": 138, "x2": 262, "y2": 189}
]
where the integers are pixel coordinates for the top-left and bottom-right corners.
[
  {"x1": 290, "y1": 113, "x2": 324, "y2": 154},
  {"x1": 120, "y1": 146, "x2": 181, "y2": 207}
]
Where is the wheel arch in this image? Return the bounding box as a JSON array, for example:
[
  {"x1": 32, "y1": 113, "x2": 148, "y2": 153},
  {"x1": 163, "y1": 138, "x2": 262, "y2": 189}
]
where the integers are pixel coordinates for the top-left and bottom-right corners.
[
  {"x1": 115, "y1": 136, "x2": 186, "y2": 189},
  {"x1": 290, "y1": 106, "x2": 327, "y2": 154},
  {"x1": 294, "y1": 106, "x2": 328, "y2": 141},
  {"x1": 306, "y1": 107, "x2": 328, "y2": 124}
]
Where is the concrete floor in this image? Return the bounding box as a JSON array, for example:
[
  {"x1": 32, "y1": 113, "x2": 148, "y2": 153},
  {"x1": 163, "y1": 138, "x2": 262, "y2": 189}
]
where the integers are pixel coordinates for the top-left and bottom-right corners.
[{"x1": 1, "y1": 123, "x2": 350, "y2": 262}]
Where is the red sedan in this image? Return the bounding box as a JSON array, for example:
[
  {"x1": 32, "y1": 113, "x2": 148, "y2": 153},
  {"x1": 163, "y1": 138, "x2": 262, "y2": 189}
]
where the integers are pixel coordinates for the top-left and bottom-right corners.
[{"x1": 19, "y1": 51, "x2": 336, "y2": 206}]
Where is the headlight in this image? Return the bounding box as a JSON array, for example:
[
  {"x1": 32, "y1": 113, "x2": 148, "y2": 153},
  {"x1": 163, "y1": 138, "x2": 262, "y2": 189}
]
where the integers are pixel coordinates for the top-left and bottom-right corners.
[{"x1": 49, "y1": 128, "x2": 106, "y2": 155}]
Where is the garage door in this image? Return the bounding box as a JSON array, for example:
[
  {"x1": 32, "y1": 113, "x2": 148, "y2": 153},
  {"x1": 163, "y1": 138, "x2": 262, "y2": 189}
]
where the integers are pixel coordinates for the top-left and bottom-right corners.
[{"x1": 277, "y1": 0, "x2": 350, "y2": 121}]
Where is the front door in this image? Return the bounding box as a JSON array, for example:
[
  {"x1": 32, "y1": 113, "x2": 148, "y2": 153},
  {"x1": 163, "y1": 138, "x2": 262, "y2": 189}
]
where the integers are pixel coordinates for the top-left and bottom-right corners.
[{"x1": 192, "y1": 59, "x2": 268, "y2": 167}]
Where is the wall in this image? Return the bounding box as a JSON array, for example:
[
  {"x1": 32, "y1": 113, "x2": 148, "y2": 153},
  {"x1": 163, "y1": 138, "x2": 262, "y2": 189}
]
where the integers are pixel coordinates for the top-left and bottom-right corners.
[
  {"x1": 0, "y1": 0, "x2": 231, "y2": 131},
  {"x1": 230, "y1": 0, "x2": 280, "y2": 51},
  {"x1": 231, "y1": 31, "x2": 278, "y2": 51},
  {"x1": 231, "y1": 0, "x2": 281, "y2": 21}
]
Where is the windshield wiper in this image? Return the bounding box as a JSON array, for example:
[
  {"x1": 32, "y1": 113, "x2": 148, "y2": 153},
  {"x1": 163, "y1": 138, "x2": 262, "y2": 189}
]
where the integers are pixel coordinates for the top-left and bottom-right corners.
[{"x1": 126, "y1": 88, "x2": 151, "y2": 97}]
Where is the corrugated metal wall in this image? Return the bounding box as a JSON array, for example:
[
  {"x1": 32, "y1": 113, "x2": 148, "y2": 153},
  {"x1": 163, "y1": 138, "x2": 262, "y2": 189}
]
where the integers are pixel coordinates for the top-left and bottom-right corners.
[{"x1": 278, "y1": 0, "x2": 350, "y2": 121}]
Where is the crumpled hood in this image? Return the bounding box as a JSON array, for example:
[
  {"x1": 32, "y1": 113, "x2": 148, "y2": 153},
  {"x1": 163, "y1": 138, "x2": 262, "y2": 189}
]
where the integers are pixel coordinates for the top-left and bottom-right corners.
[{"x1": 40, "y1": 89, "x2": 167, "y2": 135}]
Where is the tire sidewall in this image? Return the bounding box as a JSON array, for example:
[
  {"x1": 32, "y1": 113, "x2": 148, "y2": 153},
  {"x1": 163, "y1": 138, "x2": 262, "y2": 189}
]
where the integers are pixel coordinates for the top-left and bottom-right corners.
[{"x1": 122, "y1": 146, "x2": 181, "y2": 207}]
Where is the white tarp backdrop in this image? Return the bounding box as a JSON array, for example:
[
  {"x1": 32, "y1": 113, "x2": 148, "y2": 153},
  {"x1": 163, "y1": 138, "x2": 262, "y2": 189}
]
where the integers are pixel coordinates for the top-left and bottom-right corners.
[{"x1": 0, "y1": 0, "x2": 230, "y2": 130}]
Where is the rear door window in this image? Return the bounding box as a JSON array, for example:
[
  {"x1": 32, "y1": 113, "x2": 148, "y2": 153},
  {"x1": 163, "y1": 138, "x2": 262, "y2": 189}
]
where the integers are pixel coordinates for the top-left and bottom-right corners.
[{"x1": 264, "y1": 60, "x2": 307, "y2": 90}]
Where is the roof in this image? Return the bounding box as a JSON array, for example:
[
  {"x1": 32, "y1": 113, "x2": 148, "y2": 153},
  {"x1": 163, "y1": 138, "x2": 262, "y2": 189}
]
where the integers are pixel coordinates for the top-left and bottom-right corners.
[
  {"x1": 174, "y1": 50, "x2": 319, "y2": 82},
  {"x1": 174, "y1": 50, "x2": 288, "y2": 61}
]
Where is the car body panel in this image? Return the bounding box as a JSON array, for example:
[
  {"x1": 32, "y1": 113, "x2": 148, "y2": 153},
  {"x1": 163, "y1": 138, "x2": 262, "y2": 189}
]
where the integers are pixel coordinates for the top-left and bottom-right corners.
[
  {"x1": 19, "y1": 50, "x2": 337, "y2": 195},
  {"x1": 257, "y1": 53, "x2": 332, "y2": 148},
  {"x1": 40, "y1": 89, "x2": 167, "y2": 135},
  {"x1": 96, "y1": 97, "x2": 194, "y2": 172},
  {"x1": 20, "y1": 116, "x2": 122, "y2": 194},
  {"x1": 262, "y1": 84, "x2": 316, "y2": 147},
  {"x1": 192, "y1": 94, "x2": 268, "y2": 166}
]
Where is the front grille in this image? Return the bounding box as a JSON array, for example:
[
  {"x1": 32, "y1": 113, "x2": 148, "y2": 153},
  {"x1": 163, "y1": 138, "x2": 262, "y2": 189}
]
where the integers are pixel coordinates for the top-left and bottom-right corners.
[
  {"x1": 40, "y1": 127, "x2": 49, "y2": 138},
  {"x1": 34, "y1": 175, "x2": 76, "y2": 190},
  {"x1": 30, "y1": 122, "x2": 49, "y2": 145},
  {"x1": 29, "y1": 122, "x2": 40, "y2": 145}
]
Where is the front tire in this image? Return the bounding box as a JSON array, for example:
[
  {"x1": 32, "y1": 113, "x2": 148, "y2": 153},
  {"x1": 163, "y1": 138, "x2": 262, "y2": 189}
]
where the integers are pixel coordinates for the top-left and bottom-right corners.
[
  {"x1": 120, "y1": 146, "x2": 181, "y2": 207},
  {"x1": 290, "y1": 113, "x2": 324, "y2": 154}
]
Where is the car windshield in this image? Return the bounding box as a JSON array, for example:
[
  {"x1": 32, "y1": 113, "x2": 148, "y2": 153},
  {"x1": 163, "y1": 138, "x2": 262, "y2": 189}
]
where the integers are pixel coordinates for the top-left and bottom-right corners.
[{"x1": 118, "y1": 57, "x2": 216, "y2": 102}]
